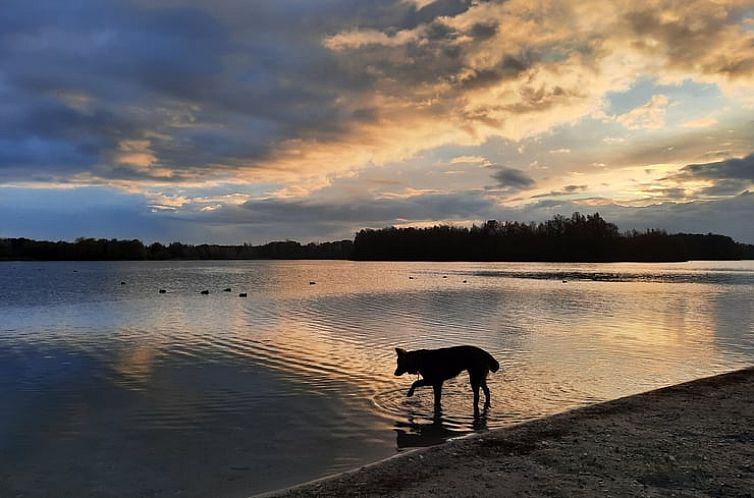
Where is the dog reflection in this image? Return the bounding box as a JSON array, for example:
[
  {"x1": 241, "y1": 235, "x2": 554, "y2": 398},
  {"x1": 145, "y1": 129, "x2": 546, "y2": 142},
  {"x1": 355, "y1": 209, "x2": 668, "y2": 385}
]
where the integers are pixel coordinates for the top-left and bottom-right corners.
[{"x1": 394, "y1": 406, "x2": 488, "y2": 450}]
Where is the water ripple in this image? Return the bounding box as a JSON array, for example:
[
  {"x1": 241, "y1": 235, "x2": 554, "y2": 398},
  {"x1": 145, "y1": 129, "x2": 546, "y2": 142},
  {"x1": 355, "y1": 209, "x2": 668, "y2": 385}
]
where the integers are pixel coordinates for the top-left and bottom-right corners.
[{"x1": 1, "y1": 260, "x2": 753, "y2": 497}]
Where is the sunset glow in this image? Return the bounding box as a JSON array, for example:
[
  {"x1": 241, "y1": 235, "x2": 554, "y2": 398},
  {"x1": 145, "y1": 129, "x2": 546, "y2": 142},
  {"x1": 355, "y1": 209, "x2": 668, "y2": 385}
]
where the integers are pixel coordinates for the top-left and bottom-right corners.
[{"x1": 2, "y1": 0, "x2": 753, "y2": 243}]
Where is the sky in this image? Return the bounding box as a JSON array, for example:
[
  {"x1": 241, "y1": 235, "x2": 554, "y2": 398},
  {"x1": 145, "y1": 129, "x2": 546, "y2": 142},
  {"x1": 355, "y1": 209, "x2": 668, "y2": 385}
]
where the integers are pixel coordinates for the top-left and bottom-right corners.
[{"x1": 1, "y1": 0, "x2": 754, "y2": 244}]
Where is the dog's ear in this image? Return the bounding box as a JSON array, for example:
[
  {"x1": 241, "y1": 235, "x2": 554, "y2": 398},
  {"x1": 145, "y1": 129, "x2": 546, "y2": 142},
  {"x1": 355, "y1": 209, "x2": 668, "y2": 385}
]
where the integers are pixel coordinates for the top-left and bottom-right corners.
[{"x1": 395, "y1": 347, "x2": 406, "y2": 356}]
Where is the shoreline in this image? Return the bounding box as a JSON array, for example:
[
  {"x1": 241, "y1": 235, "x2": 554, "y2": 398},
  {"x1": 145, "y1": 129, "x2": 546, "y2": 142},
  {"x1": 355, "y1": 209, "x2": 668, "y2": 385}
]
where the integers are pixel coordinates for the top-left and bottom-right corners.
[{"x1": 256, "y1": 367, "x2": 754, "y2": 497}]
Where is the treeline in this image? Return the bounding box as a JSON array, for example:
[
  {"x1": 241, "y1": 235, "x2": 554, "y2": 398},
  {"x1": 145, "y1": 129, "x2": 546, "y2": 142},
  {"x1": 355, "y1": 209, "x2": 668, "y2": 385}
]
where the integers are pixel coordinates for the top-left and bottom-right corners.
[
  {"x1": 2, "y1": 213, "x2": 752, "y2": 262},
  {"x1": 352, "y1": 213, "x2": 754, "y2": 262},
  {"x1": 0, "y1": 238, "x2": 353, "y2": 261}
]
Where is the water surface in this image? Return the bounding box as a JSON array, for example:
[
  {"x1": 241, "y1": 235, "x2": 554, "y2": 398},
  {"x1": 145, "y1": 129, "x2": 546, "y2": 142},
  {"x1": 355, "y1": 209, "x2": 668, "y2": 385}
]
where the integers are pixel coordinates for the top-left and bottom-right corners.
[{"x1": 1, "y1": 260, "x2": 753, "y2": 497}]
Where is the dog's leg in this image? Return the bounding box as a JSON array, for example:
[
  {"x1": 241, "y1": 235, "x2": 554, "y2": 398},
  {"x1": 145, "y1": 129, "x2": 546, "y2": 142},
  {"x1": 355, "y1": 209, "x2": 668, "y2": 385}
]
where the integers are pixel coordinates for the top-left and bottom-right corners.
[
  {"x1": 481, "y1": 377, "x2": 491, "y2": 408},
  {"x1": 469, "y1": 372, "x2": 482, "y2": 412},
  {"x1": 432, "y1": 383, "x2": 443, "y2": 408},
  {"x1": 407, "y1": 378, "x2": 429, "y2": 397},
  {"x1": 432, "y1": 404, "x2": 443, "y2": 422}
]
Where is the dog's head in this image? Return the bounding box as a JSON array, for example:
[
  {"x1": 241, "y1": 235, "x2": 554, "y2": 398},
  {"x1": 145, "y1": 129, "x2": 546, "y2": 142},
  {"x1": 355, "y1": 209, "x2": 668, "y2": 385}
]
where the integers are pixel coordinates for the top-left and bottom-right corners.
[{"x1": 394, "y1": 347, "x2": 418, "y2": 376}]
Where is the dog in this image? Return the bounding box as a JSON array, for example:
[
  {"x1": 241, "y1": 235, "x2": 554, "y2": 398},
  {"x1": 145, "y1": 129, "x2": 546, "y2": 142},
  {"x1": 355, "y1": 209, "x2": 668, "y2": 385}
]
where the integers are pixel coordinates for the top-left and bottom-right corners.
[{"x1": 394, "y1": 345, "x2": 499, "y2": 412}]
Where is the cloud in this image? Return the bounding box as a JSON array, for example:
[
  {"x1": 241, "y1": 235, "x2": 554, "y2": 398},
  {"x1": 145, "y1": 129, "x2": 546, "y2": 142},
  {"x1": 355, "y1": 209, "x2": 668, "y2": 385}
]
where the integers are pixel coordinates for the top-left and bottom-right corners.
[
  {"x1": 449, "y1": 155, "x2": 488, "y2": 165},
  {"x1": 2, "y1": 0, "x2": 754, "y2": 245},
  {"x1": 0, "y1": 186, "x2": 181, "y2": 241},
  {"x1": 597, "y1": 191, "x2": 754, "y2": 243},
  {"x1": 2, "y1": 0, "x2": 752, "y2": 194},
  {"x1": 0, "y1": 0, "x2": 397, "y2": 187},
  {"x1": 615, "y1": 95, "x2": 670, "y2": 130},
  {"x1": 491, "y1": 167, "x2": 536, "y2": 190},
  {"x1": 402, "y1": 0, "x2": 437, "y2": 10},
  {"x1": 323, "y1": 28, "x2": 424, "y2": 51},
  {"x1": 668, "y1": 152, "x2": 754, "y2": 197},
  {"x1": 638, "y1": 151, "x2": 753, "y2": 201},
  {"x1": 623, "y1": 3, "x2": 754, "y2": 81},
  {"x1": 531, "y1": 184, "x2": 588, "y2": 198},
  {"x1": 679, "y1": 153, "x2": 754, "y2": 181},
  {"x1": 4, "y1": 183, "x2": 754, "y2": 244},
  {"x1": 170, "y1": 189, "x2": 501, "y2": 240},
  {"x1": 681, "y1": 116, "x2": 719, "y2": 128},
  {"x1": 699, "y1": 179, "x2": 751, "y2": 196},
  {"x1": 497, "y1": 192, "x2": 754, "y2": 243},
  {"x1": 183, "y1": 189, "x2": 754, "y2": 243}
]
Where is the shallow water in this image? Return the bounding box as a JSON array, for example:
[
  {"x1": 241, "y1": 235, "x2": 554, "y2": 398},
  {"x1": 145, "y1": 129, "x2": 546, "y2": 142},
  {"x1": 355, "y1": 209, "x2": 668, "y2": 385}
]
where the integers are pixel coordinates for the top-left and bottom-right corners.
[{"x1": 1, "y1": 260, "x2": 753, "y2": 497}]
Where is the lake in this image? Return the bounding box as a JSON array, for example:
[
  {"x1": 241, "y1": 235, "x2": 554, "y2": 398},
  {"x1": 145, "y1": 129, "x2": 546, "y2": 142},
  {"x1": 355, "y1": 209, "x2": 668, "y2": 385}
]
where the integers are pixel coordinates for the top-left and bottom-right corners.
[{"x1": 1, "y1": 260, "x2": 753, "y2": 497}]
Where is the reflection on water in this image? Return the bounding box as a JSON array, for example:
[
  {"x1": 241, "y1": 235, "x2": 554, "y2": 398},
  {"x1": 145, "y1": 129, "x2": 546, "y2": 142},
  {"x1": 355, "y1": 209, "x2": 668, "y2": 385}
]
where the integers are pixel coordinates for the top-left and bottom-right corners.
[
  {"x1": 394, "y1": 406, "x2": 489, "y2": 450},
  {"x1": 1, "y1": 260, "x2": 753, "y2": 497}
]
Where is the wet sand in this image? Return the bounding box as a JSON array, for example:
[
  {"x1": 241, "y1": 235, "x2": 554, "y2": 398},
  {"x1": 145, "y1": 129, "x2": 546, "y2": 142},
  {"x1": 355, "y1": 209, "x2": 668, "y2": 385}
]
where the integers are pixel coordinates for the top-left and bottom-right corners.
[{"x1": 261, "y1": 367, "x2": 754, "y2": 497}]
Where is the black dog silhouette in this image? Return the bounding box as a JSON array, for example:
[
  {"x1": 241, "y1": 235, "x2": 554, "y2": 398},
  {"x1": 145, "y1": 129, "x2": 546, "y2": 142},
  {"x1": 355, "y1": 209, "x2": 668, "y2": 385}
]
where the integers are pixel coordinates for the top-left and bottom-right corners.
[{"x1": 394, "y1": 345, "x2": 499, "y2": 412}]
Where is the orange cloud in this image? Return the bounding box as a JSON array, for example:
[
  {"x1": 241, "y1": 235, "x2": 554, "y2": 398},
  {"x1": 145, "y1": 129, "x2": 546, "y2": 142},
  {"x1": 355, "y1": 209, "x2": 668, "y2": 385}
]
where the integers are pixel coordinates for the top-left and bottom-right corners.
[{"x1": 14, "y1": 0, "x2": 754, "y2": 201}]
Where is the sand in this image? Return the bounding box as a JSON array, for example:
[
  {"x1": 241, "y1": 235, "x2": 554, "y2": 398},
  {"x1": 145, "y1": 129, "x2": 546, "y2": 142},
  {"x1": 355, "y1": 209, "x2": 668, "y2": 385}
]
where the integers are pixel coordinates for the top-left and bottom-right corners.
[{"x1": 259, "y1": 367, "x2": 754, "y2": 498}]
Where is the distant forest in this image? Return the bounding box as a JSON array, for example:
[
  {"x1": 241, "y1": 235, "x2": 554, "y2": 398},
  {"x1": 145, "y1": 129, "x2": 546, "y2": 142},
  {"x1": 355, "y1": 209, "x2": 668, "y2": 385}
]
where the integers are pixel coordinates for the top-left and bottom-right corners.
[
  {"x1": 0, "y1": 238, "x2": 354, "y2": 261},
  {"x1": 2, "y1": 213, "x2": 753, "y2": 262},
  {"x1": 353, "y1": 213, "x2": 754, "y2": 262}
]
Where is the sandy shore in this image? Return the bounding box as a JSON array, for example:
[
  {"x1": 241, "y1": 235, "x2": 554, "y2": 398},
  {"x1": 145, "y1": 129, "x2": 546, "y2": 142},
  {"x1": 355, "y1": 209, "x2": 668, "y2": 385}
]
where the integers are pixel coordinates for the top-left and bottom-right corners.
[{"x1": 260, "y1": 367, "x2": 754, "y2": 497}]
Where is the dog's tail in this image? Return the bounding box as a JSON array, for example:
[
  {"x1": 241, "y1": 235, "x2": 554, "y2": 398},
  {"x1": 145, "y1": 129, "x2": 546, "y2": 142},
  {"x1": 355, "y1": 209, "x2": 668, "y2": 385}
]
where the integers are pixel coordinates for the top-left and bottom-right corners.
[{"x1": 487, "y1": 352, "x2": 500, "y2": 373}]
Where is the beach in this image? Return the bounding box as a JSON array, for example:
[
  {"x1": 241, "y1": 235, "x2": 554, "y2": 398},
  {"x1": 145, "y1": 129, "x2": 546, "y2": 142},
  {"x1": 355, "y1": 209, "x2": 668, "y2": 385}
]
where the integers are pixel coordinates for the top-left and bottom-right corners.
[{"x1": 264, "y1": 367, "x2": 754, "y2": 498}]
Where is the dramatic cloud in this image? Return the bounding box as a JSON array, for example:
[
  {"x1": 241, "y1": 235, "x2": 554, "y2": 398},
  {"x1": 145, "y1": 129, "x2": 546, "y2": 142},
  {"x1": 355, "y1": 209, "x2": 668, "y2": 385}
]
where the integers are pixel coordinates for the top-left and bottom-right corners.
[
  {"x1": 679, "y1": 153, "x2": 754, "y2": 182},
  {"x1": 1, "y1": 0, "x2": 753, "y2": 242},
  {"x1": 669, "y1": 153, "x2": 754, "y2": 197}
]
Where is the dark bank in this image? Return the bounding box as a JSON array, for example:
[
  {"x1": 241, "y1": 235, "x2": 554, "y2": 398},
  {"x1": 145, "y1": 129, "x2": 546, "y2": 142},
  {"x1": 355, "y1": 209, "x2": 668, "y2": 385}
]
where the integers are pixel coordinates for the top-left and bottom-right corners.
[{"x1": 2, "y1": 212, "x2": 753, "y2": 262}]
